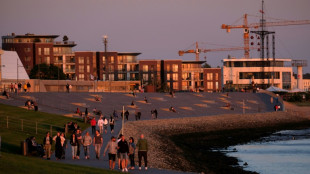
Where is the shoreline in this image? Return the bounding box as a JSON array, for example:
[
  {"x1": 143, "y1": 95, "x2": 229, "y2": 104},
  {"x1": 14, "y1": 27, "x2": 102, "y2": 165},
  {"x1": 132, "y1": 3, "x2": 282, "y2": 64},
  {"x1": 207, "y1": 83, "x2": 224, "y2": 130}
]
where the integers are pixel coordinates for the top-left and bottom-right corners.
[{"x1": 124, "y1": 106, "x2": 310, "y2": 173}]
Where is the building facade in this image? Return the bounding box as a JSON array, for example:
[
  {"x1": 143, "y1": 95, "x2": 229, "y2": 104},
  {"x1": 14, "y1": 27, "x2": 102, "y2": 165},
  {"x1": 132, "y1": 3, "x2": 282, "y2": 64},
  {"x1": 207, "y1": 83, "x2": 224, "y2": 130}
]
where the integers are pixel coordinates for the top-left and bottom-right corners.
[
  {"x1": 222, "y1": 58, "x2": 294, "y2": 90},
  {"x1": 2, "y1": 33, "x2": 76, "y2": 79}
]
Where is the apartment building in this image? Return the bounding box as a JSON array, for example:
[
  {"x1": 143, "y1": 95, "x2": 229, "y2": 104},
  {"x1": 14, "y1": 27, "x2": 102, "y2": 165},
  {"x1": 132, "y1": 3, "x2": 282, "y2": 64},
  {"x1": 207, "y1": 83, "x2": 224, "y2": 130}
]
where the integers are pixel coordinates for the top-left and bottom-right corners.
[{"x1": 2, "y1": 33, "x2": 76, "y2": 78}]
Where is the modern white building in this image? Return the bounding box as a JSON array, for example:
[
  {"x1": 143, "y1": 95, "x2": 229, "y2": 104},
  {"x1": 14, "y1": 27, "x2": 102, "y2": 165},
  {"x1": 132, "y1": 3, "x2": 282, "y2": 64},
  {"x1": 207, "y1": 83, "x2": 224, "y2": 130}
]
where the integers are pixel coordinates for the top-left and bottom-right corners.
[
  {"x1": 0, "y1": 50, "x2": 29, "y2": 80},
  {"x1": 222, "y1": 57, "x2": 293, "y2": 90}
]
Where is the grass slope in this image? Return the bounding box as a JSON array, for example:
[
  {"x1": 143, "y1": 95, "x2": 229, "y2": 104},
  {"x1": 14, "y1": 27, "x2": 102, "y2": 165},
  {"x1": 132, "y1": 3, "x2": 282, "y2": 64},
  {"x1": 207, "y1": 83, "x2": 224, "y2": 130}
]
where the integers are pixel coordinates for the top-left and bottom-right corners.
[{"x1": 0, "y1": 103, "x2": 119, "y2": 174}]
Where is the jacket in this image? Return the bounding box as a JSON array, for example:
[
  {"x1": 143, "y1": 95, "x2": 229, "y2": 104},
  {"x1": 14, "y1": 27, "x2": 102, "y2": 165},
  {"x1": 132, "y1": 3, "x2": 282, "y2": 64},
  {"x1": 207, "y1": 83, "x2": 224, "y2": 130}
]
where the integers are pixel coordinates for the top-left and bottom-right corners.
[
  {"x1": 137, "y1": 138, "x2": 148, "y2": 151},
  {"x1": 104, "y1": 140, "x2": 118, "y2": 154},
  {"x1": 83, "y1": 135, "x2": 92, "y2": 146}
]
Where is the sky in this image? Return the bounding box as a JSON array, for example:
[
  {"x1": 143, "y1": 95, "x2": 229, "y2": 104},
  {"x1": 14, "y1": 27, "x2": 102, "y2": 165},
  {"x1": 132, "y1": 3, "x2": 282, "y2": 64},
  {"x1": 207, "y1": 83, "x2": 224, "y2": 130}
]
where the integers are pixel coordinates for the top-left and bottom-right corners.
[{"x1": 1, "y1": 0, "x2": 310, "y2": 73}]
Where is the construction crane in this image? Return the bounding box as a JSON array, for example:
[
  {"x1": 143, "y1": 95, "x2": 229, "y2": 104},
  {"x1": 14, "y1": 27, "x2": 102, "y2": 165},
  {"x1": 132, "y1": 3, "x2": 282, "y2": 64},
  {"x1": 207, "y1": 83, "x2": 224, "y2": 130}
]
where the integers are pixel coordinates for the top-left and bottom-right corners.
[
  {"x1": 221, "y1": 14, "x2": 310, "y2": 58},
  {"x1": 178, "y1": 42, "x2": 254, "y2": 61}
]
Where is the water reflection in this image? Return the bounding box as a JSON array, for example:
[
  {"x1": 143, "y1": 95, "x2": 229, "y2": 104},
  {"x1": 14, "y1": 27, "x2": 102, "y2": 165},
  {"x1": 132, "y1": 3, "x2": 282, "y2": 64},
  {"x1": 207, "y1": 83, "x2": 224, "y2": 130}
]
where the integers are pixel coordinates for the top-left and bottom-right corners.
[{"x1": 227, "y1": 129, "x2": 310, "y2": 174}]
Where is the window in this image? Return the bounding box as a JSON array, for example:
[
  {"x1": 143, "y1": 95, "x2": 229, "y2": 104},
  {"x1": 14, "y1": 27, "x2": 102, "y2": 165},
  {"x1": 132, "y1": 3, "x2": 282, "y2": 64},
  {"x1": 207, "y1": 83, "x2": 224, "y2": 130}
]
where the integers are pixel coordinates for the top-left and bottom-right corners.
[
  {"x1": 143, "y1": 74, "x2": 148, "y2": 81},
  {"x1": 172, "y1": 64, "x2": 178, "y2": 72},
  {"x1": 86, "y1": 57, "x2": 90, "y2": 64},
  {"x1": 79, "y1": 65, "x2": 84, "y2": 73},
  {"x1": 78, "y1": 57, "x2": 84, "y2": 64},
  {"x1": 79, "y1": 74, "x2": 84, "y2": 80},
  {"x1": 109, "y1": 74, "x2": 114, "y2": 81},
  {"x1": 102, "y1": 56, "x2": 106, "y2": 62},
  {"x1": 173, "y1": 73, "x2": 178, "y2": 81},
  {"x1": 44, "y1": 57, "x2": 50, "y2": 64},
  {"x1": 109, "y1": 65, "x2": 114, "y2": 72},
  {"x1": 167, "y1": 73, "x2": 171, "y2": 81},
  {"x1": 167, "y1": 65, "x2": 171, "y2": 72},
  {"x1": 173, "y1": 82, "x2": 178, "y2": 90},
  {"x1": 87, "y1": 65, "x2": 90, "y2": 73},
  {"x1": 215, "y1": 73, "x2": 218, "y2": 81},
  {"x1": 200, "y1": 73, "x2": 204, "y2": 80},
  {"x1": 215, "y1": 82, "x2": 219, "y2": 90},
  {"x1": 44, "y1": 48, "x2": 50, "y2": 55},
  {"x1": 110, "y1": 56, "x2": 114, "y2": 63},
  {"x1": 207, "y1": 73, "x2": 213, "y2": 80},
  {"x1": 207, "y1": 82, "x2": 213, "y2": 89},
  {"x1": 143, "y1": 65, "x2": 148, "y2": 72},
  {"x1": 24, "y1": 48, "x2": 31, "y2": 52},
  {"x1": 118, "y1": 74, "x2": 125, "y2": 80},
  {"x1": 200, "y1": 81, "x2": 204, "y2": 87},
  {"x1": 38, "y1": 48, "x2": 41, "y2": 55},
  {"x1": 25, "y1": 56, "x2": 31, "y2": 62}
]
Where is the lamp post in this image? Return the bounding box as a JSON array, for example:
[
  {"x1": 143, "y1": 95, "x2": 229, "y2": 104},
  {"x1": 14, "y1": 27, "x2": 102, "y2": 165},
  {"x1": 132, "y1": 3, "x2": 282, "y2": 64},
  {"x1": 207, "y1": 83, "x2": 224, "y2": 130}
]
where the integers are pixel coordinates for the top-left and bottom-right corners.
[{"x1": 102, "y1": 35, "x2": 111, "y2": 92}]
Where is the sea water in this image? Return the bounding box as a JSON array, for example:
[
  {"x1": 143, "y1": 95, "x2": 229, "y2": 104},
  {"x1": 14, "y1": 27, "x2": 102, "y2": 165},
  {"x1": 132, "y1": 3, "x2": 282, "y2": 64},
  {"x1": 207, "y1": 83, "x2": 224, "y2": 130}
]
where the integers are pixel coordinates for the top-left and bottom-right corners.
[{"x1": 227, "y1": 129, "x2": 310, "y2": 174}]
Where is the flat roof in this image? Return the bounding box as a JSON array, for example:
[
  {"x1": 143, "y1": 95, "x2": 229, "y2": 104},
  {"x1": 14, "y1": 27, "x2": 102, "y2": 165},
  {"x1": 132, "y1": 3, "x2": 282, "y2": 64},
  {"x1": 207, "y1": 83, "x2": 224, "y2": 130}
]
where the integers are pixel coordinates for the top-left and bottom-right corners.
[
  {"x1": 182, "y1": 61, "x2": 206, "y2": 64},
  {"x1": 117, "y1": 52, "x2": 141, "y2": 56},
  {"x1": 2, "y1": 34, "x2": 59, "y2": 39},
  {"x1": 222, "y1": 58, "x2": 292, "y2": 62}
]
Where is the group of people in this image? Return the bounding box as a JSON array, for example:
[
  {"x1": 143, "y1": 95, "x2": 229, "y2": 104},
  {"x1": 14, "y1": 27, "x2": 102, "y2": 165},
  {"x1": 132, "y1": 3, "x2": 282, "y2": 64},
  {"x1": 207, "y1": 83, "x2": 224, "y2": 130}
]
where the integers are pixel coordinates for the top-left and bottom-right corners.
[
  {"x1": 104, "y1": 134, "x2": 148, "y2": 171},
  {"x1": 90, "y1": 116, "x2": 115, "y2": 135},
  {"x1": 9, "y1": 82, "x2": 31, "y2": 93}
]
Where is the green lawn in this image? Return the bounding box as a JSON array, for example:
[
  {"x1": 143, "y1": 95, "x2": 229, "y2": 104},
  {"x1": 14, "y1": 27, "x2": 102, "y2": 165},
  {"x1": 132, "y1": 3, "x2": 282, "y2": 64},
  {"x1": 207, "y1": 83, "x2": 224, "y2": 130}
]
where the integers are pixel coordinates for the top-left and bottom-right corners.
[{"x1": 0, "y1": 103, "x2": 119, "y2": 174}]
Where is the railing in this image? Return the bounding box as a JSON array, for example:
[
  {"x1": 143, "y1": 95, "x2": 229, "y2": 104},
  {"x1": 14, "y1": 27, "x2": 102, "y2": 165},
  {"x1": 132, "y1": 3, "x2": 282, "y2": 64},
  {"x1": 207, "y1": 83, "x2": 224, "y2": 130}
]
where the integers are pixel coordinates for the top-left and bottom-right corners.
[
  {"x1": 0, "y1": 115, "x2": 66, "y2": 137},
  {"x1": 54, "y1": 41, "x2": 76, "y2": 45},
  {"x1": 65, "y1": 69, "x2": 75, "y2": 73}
]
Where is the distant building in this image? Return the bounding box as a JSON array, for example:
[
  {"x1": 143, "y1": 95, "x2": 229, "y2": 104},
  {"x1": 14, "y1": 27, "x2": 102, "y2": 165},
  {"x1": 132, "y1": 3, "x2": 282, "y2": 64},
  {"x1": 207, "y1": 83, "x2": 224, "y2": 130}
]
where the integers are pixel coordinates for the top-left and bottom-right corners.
[
  {"x1": 222, "y1": 57, "x2": 294, "y2": 90},
  {"x1": 2, "y1": 33, "x2": 76, "y2": 78}
]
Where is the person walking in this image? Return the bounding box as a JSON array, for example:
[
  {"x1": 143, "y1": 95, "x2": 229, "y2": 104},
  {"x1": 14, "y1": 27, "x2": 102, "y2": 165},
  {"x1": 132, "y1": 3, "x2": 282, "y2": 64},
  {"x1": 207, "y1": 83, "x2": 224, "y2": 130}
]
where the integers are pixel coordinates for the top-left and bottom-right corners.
[
  {"x1": 125, "y1": 110, "x2": 129, "y2": 121},
  {"x1": 103, "y1": 136, "x2": 118, "y2": 170},
  {"x1": 85, "y1": 108, "x2": 88, "y2": 117},
  {"x1": 53, "y1": 132, "x2": 62, "y2": 160},
  {"x1": 97, "y1": 116, "x2": 104, "y2": 134},
  {"x1": 66, "y1": 83, "x2": 70, "y2": 93},
  {"x1": 137, "y1": 134, "x2": 148, "y2": 170},
  {"x1": 90, "y1": 118, "x2": 96, "y2": 135},
  {"x1": 23, "y1": 83, "x2": 28, "y2": 92},
  {"x1": 70, "y1": 133, "x2": 78, "y2": 159},
  {"x1": 93, "y1": 130, "x2": 103, "y2": 159},
  {"x1": 75, "y1": 129, "x2": 82, "y2": 159},
  {"x1": 60, "y1": 132, "x2": 66, "y2": 159},
  {"x1": 118, "y1": 135, "x2": 129, "y2": 172},
  {"x1": 82, "y1": 131, "x2": 92, "y2": 159},
  {"x1": 27, "y1": 82, "x2": 31, "y2": 92},
  {"x1": 128, "y1": 137, "x2": 136, "y2": 170},
  {"x1": 43, "y1": 132, "x2": 52, "y2": 160},
  {"x1": 103, "y1": 117, "x2": 108, "y2": 134},
  {"x1": 154, "y1": 109, "x2": 158, "y2": 119},
  {"x1": 109, "y1": 116, "x2": 115, "y2": 133}
]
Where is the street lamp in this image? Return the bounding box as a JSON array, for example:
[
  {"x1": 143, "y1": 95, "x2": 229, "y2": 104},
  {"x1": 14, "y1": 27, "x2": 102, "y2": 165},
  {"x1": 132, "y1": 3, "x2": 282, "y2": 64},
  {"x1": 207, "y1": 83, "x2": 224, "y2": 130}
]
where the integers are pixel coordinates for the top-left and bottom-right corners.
[{"x1": 102, "y1": 35, "x2": 110, "y2": 92}]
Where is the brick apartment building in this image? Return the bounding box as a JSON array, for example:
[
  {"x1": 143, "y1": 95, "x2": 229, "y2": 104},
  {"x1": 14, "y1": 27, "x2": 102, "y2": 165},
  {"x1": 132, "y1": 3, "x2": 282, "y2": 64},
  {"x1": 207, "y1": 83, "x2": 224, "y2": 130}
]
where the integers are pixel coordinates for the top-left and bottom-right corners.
[
  {"x1": 1, "y1": 33, "x2": 222, "y2": 92},
  {"x1": 2, "y1": 33, "x2": 76, "y2": 79}
]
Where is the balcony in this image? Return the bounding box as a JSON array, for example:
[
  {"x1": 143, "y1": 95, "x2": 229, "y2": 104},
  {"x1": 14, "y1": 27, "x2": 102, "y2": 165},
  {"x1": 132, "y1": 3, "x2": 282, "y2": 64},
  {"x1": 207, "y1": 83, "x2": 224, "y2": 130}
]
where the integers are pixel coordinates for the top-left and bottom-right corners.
[
  {"x1": 54, "y1": 41, "x2": 76, "y2": 46},
  {"x1": 65, "y1": 59, "x2": 75, "y2": 64},
  {"x1": 65, "y1": 69, "x2": 75, "y2": 73}
]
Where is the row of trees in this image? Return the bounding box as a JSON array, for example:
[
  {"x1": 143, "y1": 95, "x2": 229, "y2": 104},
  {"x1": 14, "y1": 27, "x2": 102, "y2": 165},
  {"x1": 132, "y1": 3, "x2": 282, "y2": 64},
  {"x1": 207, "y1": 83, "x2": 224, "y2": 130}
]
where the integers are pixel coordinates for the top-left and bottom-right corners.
[{"x1": 29, "y1": 64, "x2": 66, "y2": 80}]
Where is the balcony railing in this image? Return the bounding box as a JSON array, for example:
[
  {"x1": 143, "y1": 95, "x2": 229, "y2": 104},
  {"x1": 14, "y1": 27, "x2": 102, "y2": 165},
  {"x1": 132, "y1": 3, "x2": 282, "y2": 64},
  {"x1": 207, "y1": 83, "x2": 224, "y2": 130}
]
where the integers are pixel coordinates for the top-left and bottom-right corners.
[
  {"x1": 54, "y1": 41, "x2": 76, "y2": 45},
  {"x1": 65, "y1": 69, "x2": 75, "y2": 73}
]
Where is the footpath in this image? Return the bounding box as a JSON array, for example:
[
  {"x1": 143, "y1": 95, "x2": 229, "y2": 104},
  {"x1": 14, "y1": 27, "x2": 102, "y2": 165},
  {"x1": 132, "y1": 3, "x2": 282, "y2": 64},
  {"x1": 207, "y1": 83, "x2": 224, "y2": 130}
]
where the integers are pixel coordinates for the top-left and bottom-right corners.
[{"x1": 51, "y1": 117, "x2": 195, "y2": 174}]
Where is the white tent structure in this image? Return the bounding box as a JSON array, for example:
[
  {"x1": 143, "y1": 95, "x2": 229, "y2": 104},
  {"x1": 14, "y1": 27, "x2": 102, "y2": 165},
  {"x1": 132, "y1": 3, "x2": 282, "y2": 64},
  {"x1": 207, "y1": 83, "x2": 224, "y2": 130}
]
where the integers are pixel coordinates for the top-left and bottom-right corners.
[
  {"x1": 1, "y1": 51, "x2": 29, "y2": 80},
  {"x1": 266, "y1": 86, "x2": 289, "y2": 93},
  {"x1": 289, "y1": 88, "x2": 305, "y2": 93}
]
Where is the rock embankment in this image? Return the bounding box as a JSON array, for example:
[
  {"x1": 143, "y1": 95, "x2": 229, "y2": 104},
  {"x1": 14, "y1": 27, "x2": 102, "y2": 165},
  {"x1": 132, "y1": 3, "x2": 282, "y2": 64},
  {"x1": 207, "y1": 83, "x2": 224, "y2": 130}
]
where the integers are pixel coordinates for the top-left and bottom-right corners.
[{"x1": 124, "y1": 109, "x2": 309, "y2": 172}]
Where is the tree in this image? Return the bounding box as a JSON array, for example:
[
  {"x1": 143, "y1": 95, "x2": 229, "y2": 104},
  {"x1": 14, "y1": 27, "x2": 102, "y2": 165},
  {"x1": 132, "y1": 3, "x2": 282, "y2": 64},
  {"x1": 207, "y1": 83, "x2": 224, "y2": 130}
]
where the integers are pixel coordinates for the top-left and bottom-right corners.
[
  {"x1": 29, "y1": 64, "x2": 66, "y2": 80},
  {"x1": 201, "y1": 62, "x2": 211, "y2": 68},
  {"x1": 63, "y1": 35, "x2": 69, "y2": 42}
]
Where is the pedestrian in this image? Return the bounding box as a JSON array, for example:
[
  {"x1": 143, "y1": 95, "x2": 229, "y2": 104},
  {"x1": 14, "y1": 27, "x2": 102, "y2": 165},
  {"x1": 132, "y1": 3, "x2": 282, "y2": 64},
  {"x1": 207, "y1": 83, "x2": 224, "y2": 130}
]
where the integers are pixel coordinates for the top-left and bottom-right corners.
[
  {"x1": 10, "y1": 83, "x2": 13, "y2": 93},
  {"x1": 138, "y1": 112, "x2": 141, "y2": 120},
  {"x1": 97, "y1": 116, "x2": 104, "y2": 134},
  {"x1": 90, "y1": 118, "x2": 96, "y2": 135},
  {"x1": 23, "y1": 83, "x2": 27, "y2": 92},
  {"x1": 154, "y1": 109, "x2": 158, "y2": 119},
  {"x1": 125, "y1": 110, "x2": 129, "y2": 121},
  {"x1": 103, "y1": 117, "x2": 108, "y2": 134},
  {"x1": 128, "y1": 137, "x2": 136, "y2": 170},
  {"x1": 75, "y1": 129, "x2": 82, "y2": 159},
  {"x1": 109, "y1": 116, "x2": 115, "y2": 133},
  {"x1": 103, "y1": 136, "x2": 118, "y2": 170},
  {"x1": 82, "y1": 131, "x2": 92, "y2": 159},
  {"x1": 118, "y1": 135, "x2": 129, "y2": 172},
  {"x1": 93, "y1": 130, "x2": 103, "y2": 160},
  {"x1": 14, "y1": 83, "x2": 18, "y2": 93},
  {"x1": 85, "y1": 108, "x2": 88, "y2": 117},
  {"x1": 33, "y1": 101, "x2": 38, "y2": 111},
  {"x1": 43, "y1": 132, "x2": 52, "y2": 160},
  {"x1": 66, "y1": 83, "x2": 69, "y2": 93},
  {"x1": 144, "y1": 96, "x2": 148, "y2": 103},
  {"x1": 137, "y1": 134, "x2": 148, "y2": 170},
  {"x1": 60, "y1": 132, "x2": 66, "y2": 159},
  {"x1": 18, "y1": 82, "x2": 22, "y2": 92},
  {"x1": 151, "y1": 110, "x2": 154, "y2": 119},
  {"x1": 70, "y1": 133, "x2": 78, "y2": 160},
  {"x1": 117, "y1": 134, "x2": 123, "y2": 170},
  {"x1": 53, "y1": 132, "x2": 62, "y2": 160},
  {"x1": 27, "y1": 82, "x2": 31, "y2": 92}
]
